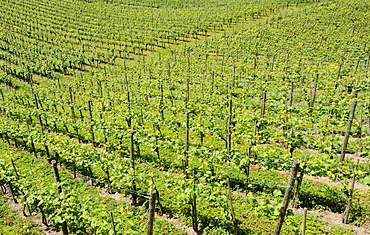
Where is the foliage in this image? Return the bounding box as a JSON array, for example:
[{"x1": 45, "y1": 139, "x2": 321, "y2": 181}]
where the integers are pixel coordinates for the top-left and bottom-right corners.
[
  {"x1": 0, "y1": 197, "x2": 42, "y2": 235},
  {"x1": 0, "y1": 0, "x2": 370, "y2": 233}
]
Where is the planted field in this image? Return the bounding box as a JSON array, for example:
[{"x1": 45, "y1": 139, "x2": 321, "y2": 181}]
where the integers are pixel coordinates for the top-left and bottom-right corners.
[{"x1": 0, "y1": 0, "x2": 369, "y2": 234}]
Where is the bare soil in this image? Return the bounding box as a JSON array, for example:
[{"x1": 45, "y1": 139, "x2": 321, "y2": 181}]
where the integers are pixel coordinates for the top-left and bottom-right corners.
[
  {"x1": 277, "y1": 168, "x2": 369, "y2": 234},
  {"x1": 2, "y1": 192, "x2": 62, "y2": 235},
  {"x1": 99, "y1": 187, "x2": 198, "y2": 235},
  {"x1": 160, "y1": 215, "x2": 198, "y2": 235},
  {"x1": 303, "y1": 174, "x2": 369, "y2": 192},
  {"x1": 294, "y1": 208, "x2": 370, "y2": 235},
  {"x1": 345, "y1": 153, "x2": 369, "y2": 164}
]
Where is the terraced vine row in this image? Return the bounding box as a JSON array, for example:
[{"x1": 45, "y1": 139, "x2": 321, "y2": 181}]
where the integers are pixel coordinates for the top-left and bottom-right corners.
[{"x1": 1, "y1": 0, "x2": 370, "y2": 234}]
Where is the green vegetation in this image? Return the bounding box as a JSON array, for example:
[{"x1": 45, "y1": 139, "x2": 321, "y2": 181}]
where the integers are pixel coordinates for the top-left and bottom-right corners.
[
  {"x1": 0, "y1": 196, "x2": 42, "y2": 235},
  {"x1": 0, "y1": 141, "x2": 186, "y2": 234},
  {"x1": 0, "y1": 0, "x2": 369, "y2": 234}
]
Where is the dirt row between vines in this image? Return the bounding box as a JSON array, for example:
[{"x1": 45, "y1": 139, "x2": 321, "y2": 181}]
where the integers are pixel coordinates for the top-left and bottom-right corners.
[
  {"x1": 2, "y1": 150, "x2": 368, "y2": 235},
  {"x1": 277, "y1": 167, "x2": 369, "y2": 235},
  {"x1": 1, "y1": 166, "x2": 196, "y2": 235},
  {"x1": 99, "y1": 187, "x2": 198, "y2": 235},
  {"x1": 305, "y1": 209, "x2": 370, "y2": 235},
  {"x1": 2, "y1": 192, "x2": 62, "y2": 235},
  {"x1": 3, "y1": 3, "x2": 368, "y2": 235},
  {"x1": 57, "y1": 161, "x2": 198, "y2": 235}
]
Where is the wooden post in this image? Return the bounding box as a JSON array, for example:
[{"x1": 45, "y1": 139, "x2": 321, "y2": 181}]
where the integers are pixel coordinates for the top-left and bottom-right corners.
[
  {"x1": 110, "y1": 212, "x2": 117, "y2": 235},
  {"x1": 336, "y1": 59, "x2": 344, "y2": 81},
  {"x1": 199, "y1": 117, "x2": 204, "y2": 146},
  {"x1": 8, "y1": 182, "x2": 17, "y2": 203},
  {"x1": 289, "y1": 81, "x2": 294, "y2": 107},
  {"x1": 253, "y1": 54, "x2": 258, "y2": 69},
  {"x1": 309, "y1": 74, "x2": 318, "y2": 107},
  {"x1": 15, "y1": 158, "x2": 32, "y2": 216},
  {"x1": 75, "y1": 126, "x2": 81, "y2": 143},
  {"x1": 245, "y1": 147, "x2": 251, "y2": 193},
  {"x1": 10, "y1": 159, "x2": 23, "y2": 205},
  {"x1": 342, "y1": 161, "x2": 359, "y2": 224},
  {"x1": 227, "y1": 178, "x2": 240, "y2": 235},
  {"x1": 260, "y1": 90, "x2": 267, "y2": 118},
  {"x1": 0, "y1": 182, "x2": 6, "y2": 194},
  {"x1": 340, "y1": 100, "x2": 357, "y2": 162},
  {"x1": 127, "y1": 92, "x2": 132, "y2": 128},
  {"x1": 159, "y1": 84, "x2": 164, "y2": 121},
  {"x1": 283, "y1": 100, "x2": 289, "y2": 138},
  {"x1": 79, "y1": 109, "x2": 84, "y2": 121},
  {"x1": 367, "y1": 106, "x2": 370, "y2": 136},
  {"x1": 88, "y1": 167, "x2": 94, "y2": 186},
  {"x1": 271, "y1": 54, "x2": 276, "y2": 70},
  {"x1": 0, "y1": 89, "x2": 4, "y2": 101},
  {"x1": 258, "y1": 90, "x2": 267, "y2": 141},
  {"x1": 38, "y1": 114, "x2": 44, "y2": 133},
  {"x1": 354, "y1": 57, "x2": 360, "y2": 74},
  {"x1": 52, "y1": 160, "x2": 62, "y2": 194},
  {"x1": 69, "y1": 87, "x2": 75, "y2": 120},
  {"x1": 88, "y1": 100, "x2": 93, "y2": 120},
  {"x1": 301, "y1": 208, "x2": 307, "y2": 235},
  {"x1": 36, "y1": 96, "x2": 44, "y2": 110},
  {"x1": 130, "y1": 131, "x2": 137, "y2": 205},
  {"x1": 147, "y1": 189, "x2": 157, "y2": 235},
  {"x1": 211, "y1": 71, "x2": 215, "y2": 93},
  {"x1": 31, "y1": 136, "x2": 37, "y2": 157},
  {"x1": 252, "y1": 120, "x2": 257, "y2": 146},
  {"x1": 88, "y1": 101, "x2": 95, "y2": 146},
  {"x1": 191, "y1": 170, "x2": 198, "y2": 232},
  {"x1": 105, "y1": 169, "x2": 112, "y2": 194},
  {"x1": 154, "y1": 189, "x2": 164, "y2": 215},
  {"x1": 226, "y1": 96, "x2": 232, "y2": 155},
  {"x1": 4, "y1": 132, "x2": 11, "y2": 145},
  {"x1": 184, "y1": 112, "x2": 189, "y2": 178},
  {"x1": 51, "y1": 160, "x2": 68, "y2": 235},
  {"x1": 14, "y1": 136, "x2": 19, "y2": 148},
  {"x1": 34, "y1": 93, "x2": 39, "y2": 110},
  {"x1": 57, "y1": 76, "x2": 61, "y2": 89},
  {"x1": 73, "y1": 161, "x2": 76, "y2": 179},
  {"x1": 98, "y1": 80, "x2": 103, "y2": 98},
  {"x1": 11, "y1": 159, "x2": 19, "y2": 179},
  {"x1": 154, "y1": 135, "x2": 161, "y2": 167},
  {"x1": 292, "y1": 153, "x2": 308, "y2": 208},
  {"x1": 274, "y1": 161, "x2": 300, "y2": 235},
  {"x1": 186, "y1": 76, "x2": 190, "y2": 103},
  {"x1": 44, "y1": 144, "x2": 51, "y2": 160}
]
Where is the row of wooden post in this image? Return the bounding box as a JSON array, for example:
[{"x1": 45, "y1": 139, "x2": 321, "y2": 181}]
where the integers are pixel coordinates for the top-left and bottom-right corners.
[
  {"x1": 2, "y1": 125, "x2": 358, "y2": 234},
  {"x1": 51, "y1": 160, "x2": 158, "y2": 235},
  {"x1": 3, "y1": 76, "x2": 362, "y2": 167},
  {"x1": 0, "y1": 90, "x2": 361, "y2": 235},
  {"x1": 1, "y1": 136, "x2": 359, "y2": 235}
]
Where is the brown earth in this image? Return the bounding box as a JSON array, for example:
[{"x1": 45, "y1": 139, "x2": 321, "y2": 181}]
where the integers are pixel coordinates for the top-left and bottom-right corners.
[{"x1": 2, "y1": 192, "x2": 62, "y2": 235}]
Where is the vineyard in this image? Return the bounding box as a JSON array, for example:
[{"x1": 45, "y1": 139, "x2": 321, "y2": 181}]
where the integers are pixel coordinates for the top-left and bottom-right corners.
[{"x1": 0, "y1": 0, "x2": 370, "y2": 234}]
